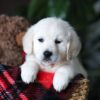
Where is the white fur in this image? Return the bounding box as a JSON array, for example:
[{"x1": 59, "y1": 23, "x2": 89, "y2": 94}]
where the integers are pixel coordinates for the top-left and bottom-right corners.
[{"x1": 20, "y1": 17, "x2": 87, "y2": 92}]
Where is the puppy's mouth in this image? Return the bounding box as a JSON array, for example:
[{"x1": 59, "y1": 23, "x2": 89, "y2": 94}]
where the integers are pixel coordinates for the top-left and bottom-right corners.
[
  {"x1": 43, "y1": 58, "x2": 52, "y2": 62},
  {"x1": 42, "y1": 56, "x2": 58, "y2": 64},
  {"x1": 41, "y1": 58, "x2": 56, "y2": 67}
]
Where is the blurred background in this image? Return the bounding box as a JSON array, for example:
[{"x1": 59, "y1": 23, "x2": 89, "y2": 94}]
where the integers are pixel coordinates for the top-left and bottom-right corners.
[{"x1": 0, "y1": 0, "x2": 100, "y2": 99}]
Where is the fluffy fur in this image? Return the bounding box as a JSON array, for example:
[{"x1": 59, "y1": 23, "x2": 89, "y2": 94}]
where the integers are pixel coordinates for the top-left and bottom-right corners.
[
  {"x1": 0, "y1": 15, "x2": 29, "y2": 66},
  {"x1": 20, "y1": 17, "x2": 87, "y2": 92}
]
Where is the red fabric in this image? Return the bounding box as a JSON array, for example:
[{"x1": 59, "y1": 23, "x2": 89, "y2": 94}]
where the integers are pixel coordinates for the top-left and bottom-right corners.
[
  {"x1": 0, "y1": 64, "x2": 84, "y2": 100},
  {"x1": 22, "y1": 52, "x2": 26, "y2": 58},
  {"x1": 37, "y1": 71, "x2": 54, "y2": 89}
]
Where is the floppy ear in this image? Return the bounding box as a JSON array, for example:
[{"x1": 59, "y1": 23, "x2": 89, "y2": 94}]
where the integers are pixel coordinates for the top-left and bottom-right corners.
[
  {"x1": 22, "y1": 26, "x2": 34, "y2": 54},
  {"x1": 66, "y1": 30, "x2": 81, "y2": 61}
]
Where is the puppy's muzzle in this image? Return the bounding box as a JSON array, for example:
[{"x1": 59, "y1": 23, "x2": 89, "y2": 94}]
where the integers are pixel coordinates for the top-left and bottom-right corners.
[{"x1": 43, "y1": 50, "x2": 52, "y2": 61}]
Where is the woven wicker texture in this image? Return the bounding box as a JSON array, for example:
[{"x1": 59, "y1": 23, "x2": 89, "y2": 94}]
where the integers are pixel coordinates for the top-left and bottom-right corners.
[{"x1": 68, "y1": 78, "x2": 89, "y2": 100}]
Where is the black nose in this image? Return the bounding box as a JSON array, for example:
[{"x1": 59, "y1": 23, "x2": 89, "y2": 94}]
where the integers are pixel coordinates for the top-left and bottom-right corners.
[{"x1": 44, "y1": 50, "x2": 52, "y2": 58}]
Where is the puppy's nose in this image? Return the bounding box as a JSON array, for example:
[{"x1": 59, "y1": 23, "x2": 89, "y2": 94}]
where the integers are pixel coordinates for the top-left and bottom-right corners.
[{"x1": 44, "y1": 50, "x2": 52, "y2": 58}]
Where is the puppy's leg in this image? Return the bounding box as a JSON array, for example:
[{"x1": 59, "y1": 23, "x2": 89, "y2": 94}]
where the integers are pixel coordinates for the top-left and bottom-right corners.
[
  {"x1": 53, "y1": 65, "x2": 75, "y2": 92},
  {"x1": 20, "y1": 55, "x2": 39, "y2": 84}
]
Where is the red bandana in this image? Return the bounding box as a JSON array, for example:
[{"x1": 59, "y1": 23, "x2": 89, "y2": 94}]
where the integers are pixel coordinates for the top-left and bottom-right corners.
[{"x1": 37, "y1": 71, "x2": 54, "y2": 89}]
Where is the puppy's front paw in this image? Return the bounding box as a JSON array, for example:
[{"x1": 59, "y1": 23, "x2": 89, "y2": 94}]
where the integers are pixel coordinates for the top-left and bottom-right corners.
[
  {"x1": 53, "y1": 73, "x2": 69, "y2": 92},
  {"x1": 20, "y1": 63, "x2": 37, "y2": 84},
  {"x1": 21, "y1": 70, "x2": 36, "y2": 84}
]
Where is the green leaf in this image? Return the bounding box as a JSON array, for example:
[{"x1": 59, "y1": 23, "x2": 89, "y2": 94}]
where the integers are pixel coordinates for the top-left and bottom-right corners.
[{"x1": 47, "y1": 0, "x2": 70, "y2": 19}]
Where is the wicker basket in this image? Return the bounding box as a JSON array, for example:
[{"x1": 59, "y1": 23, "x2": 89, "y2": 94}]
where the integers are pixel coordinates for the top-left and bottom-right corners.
[{"x1": 69, "y1": 78, "x2": 89, "y2": 100}]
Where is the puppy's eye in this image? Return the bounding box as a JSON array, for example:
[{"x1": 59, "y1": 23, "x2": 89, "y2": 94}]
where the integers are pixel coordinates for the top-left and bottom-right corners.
[
  {"x1": 38, "y1": 38, "x2": 44, "y2": 42},
  {"x1": 55, "y1": 39, "x2": 62, "y2": 44}
]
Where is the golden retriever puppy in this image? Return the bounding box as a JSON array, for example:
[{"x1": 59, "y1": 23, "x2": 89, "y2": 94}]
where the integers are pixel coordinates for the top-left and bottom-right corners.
[{"x1": 20, "y1": 17, "x2": 87, "y2": 92}]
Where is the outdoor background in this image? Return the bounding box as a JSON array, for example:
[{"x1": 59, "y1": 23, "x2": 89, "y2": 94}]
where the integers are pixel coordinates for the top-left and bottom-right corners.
[{"x1": 0, "y1": 0, "x2": 100, "y2": 99}]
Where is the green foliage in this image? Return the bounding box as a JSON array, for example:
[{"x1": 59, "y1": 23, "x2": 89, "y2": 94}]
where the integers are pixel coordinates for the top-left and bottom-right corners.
[
  {"x1": 47, "y1": 0, "x2": 70, "y2": 18},
  {"x1": 17, "y1": 0, "x2": 95, "y2": 31},
  {"x1": 27, "y1": 0, "x2": 70, "y2": 20},
  {"x1": 67, "y1": 0, "x2": 95, "y2": 31},
  {"x1": 27, "y1": 0, "x2": 48, "y2": 22}
]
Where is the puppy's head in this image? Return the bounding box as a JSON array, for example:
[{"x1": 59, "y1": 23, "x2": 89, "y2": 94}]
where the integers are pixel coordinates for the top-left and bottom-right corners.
[{"x1": 23, "y1": 17, "x2": 81, "y2": 65}]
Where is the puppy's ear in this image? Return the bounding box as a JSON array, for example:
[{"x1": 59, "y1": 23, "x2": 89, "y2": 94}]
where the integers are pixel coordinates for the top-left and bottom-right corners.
[
  {"x1": 22, "y1": 26, "x2": 34, "y2": 54},
  {"x1": 66, "y1": 30, "x2": 81, "y2": 61}
]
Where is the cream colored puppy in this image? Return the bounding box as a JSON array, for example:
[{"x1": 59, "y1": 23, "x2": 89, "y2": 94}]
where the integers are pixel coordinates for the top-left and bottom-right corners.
[{"x1": 20, "y1": 17, "x2": 87, "y2": 92}]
